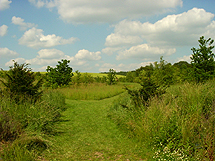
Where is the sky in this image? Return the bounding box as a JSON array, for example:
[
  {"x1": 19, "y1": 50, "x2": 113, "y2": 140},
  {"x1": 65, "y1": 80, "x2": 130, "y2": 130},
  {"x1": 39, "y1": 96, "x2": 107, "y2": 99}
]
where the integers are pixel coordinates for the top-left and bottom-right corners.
[{"x1": 0, "y1": 0, "x2": 215, "y2": 72}]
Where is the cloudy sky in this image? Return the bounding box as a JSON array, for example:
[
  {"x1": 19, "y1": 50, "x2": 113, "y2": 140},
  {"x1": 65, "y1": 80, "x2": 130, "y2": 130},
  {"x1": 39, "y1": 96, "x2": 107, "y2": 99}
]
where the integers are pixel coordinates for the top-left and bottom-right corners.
[{"x1": 1, "y1": 0, "x2": 215, "y2": 72}]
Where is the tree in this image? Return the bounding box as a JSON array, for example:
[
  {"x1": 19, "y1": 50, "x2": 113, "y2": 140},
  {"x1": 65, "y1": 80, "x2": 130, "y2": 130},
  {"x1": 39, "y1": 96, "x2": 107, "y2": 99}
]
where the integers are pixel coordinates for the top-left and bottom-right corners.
[
  {"x1": 0, "y1": 61, "x2": 43, "y2": 102},
  {"x1": 107, "y1": 69, "x2": 117, "y2": 85},
  {"x1": 46, "y1": 59, "x2": 73, "y2": 88},
  {"x1": 190, "y1": 36, "x2": 215, "y2": 82}
]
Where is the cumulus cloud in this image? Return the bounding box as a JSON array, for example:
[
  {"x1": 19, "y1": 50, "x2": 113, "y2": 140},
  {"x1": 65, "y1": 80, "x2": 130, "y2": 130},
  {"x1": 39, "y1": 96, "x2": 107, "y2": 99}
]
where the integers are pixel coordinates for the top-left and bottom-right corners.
[
  {"x1": 116, "y1": 44, "x2": 176, "y2": 60},
  {"x1": 5, "y1": 58, "x2": 26, "y2": 67},
  {"x1": 0, "y1": 25, "x2": 8, "y2": 36},
  {"x1": 177, "y1": 55, "x2": 192, "y2": 63},
  {"x1": 0, "y1": 0, "x2": 12, "y2": 11},
  {"x1": 102, "y1": 47, "x2": 122, "y2": 55},
  {"x1": 28, "y1": 0, "x2": 45, "y2": 8},
  {"x1": 105, "y1": 33, "x2": 142, "y2": 47},
  {"x1": 37, "y1": 49, "x2": 65, "y2": 59},
  {"x1": 99, "y1": 61, "x2": 152, "y2": 72},
  {"x1": 5, "y1": 48, "x2": 100, "y2": 71},
  {"x1": 108, "y1": 8, "x2": 215, "y2": 47},
  {"x1": 0, "y1": 48, "x2": 18, "y2": 57},
  {"x1": 29, "y1": 0, "x2": 182, "y2": 24},
  {"x1": 12, "y1": 16, "x2": 37, "y2": 30},
  {"x1": 19, "y1": 27, "x2": 77, "y2": 48},
  {"x1": 74, "y1": 49, "x2": 101, "y2": 61}
]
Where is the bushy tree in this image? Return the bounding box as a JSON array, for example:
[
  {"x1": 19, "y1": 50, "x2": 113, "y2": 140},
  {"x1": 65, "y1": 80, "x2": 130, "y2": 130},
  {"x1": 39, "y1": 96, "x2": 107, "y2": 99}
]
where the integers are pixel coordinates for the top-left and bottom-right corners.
[
  {"x1": 46, "y1": 59, "x2": 73, "y2": 88},
  {"x1": 190, "y1": 36, "x2": 215, "y2": 82},
  {"x1": 0, "y1": 61, "x2": 43, "y2": 101},
  {"x1": 107, "y1": 69, "x2": 117, "y2": 85}
]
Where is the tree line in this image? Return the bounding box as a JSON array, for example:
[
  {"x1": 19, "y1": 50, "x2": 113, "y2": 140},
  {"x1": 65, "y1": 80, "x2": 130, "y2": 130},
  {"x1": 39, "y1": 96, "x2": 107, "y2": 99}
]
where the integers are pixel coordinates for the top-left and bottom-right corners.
[{"x1": 0, "y1": 36, "x2": 214, "y2": 102}]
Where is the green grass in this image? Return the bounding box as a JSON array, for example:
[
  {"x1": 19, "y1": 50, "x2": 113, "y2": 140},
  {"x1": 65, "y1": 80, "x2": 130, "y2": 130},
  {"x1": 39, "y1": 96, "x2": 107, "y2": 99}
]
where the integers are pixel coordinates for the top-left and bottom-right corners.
[
  {"x1": 40, "y1": 71, "x2": 125, "y2": 78},
  {"x1": 0, "y1": 91, "x2": 67, "y2": 160},
  {"x1": 54, "y1": 83, "x2": 131, "y2": 100},
  {"x1": 42, "y1": 94, "x2": 149, "y2": 160},
  {"x1": 108, "y1": 81, "x2": 215, "y2": 160}
]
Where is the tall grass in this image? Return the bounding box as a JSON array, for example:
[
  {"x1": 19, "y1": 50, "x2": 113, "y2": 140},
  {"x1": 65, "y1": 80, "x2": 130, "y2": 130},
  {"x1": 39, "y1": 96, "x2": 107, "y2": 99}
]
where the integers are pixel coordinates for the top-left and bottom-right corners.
[
  {"x1": 108, "y1": 81, "x2": 215, "y2": 160},
  {"x1": 55, "y1": 83, "x2": 129, "y2": 100},
  {"x1": 0, "y1": 90, "x2": 66, "y2": 160}
]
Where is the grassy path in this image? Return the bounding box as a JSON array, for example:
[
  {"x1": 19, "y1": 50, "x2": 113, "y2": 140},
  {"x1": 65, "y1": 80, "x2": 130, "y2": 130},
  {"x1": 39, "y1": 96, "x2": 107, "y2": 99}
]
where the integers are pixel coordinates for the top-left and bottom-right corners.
[{"x1": 44, "y1": 95, "x2": 147, "y2": 160}]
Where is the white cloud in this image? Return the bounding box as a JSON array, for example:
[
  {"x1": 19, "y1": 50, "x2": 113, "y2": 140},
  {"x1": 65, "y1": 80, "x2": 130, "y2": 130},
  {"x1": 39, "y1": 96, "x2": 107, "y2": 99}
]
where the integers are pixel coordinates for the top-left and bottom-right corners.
[
  {"x1": 102, "y1": 47, "x2": 122, "y2": 55},
  {"x1": 28, "y1": 0, "x2": 58, "y2": 8},
  {"x1": 99, "y1": 61, "x2": 152, "y2": 72},
  {"x1": 12, "y1": 16, "x2": 37, "y2": 30},
  {"x1": 105, "y1": 33, "x2": 142, "y2": 47},
  {"x1": 5, "y1": 58, "x2": 26, "y2": 67},
  {"x1": 37, "y1": 49, "x2": 65, "y2": 59},
  {"x1": 28, "y1": 0, "x2": 45, "y2": 8},
  {"x1": 0, "y1": 25, "x2": 8, "y2": 36},
  {"x1": 0, "y1": 0, "x2": 12, "y2": 11},
  {"x1": 29, "y1": 0, "x2": 182, "y2": 24},
  {"x1": 108, "y1": 8, "x2": 215, "y2": 48},
  {"x1": 74, "y1": 49, "x2": 101, "y2": 61},
  {"x1": 0, "y1": 48, "x2": 18, "y2": 57},
  {"x1": 177, "y1": 55, "x2": 191, "y2": 63},
  {"x1": 5, "y1": 48, "x2": 100, "y2": 71},
  {"x1": 116, "y1": 44, "x2": 176, "y2": 60},
  {"x1": 19, "y1": 27, "x2": 77, "y2": 48}
]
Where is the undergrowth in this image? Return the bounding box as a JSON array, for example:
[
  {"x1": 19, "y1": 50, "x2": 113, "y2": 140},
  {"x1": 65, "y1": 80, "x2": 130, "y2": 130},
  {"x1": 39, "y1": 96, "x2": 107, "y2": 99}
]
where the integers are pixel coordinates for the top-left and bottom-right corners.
[
  {"x1": 108, "y1": 80, "x2": 215, "y2": 160},
  {"x1": 54, "y1": 83, "x2": 131, "y2": 100},
  {"x1": 0, "y1": 90, "x2": 66, "y2": 160}
]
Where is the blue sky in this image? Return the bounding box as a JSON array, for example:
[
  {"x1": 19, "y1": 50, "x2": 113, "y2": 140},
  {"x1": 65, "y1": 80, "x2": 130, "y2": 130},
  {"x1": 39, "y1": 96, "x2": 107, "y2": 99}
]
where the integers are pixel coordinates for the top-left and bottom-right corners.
[{"x1": 0, "y1": 0, "x2": 215, "y2": 72}]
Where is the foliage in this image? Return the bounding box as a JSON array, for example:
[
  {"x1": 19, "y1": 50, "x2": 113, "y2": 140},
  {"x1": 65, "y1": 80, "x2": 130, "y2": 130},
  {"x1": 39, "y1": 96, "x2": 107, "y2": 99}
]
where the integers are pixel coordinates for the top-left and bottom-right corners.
[
  {"x1": 0, "y1": 61, "x2": 43, "y2": 102},
  {"x1": 0, "y1": 90, "x2": 66, "y2": 160},
  {"x1": 46, "y1": 59, "x2": 73, "y2": 88},
  {"x1": 107, "y1": 69, "x2": 117, "y2": 85},
  {"x1": 191, "y1": 36, "x2": 215, "y2": 82},
  {"x1": 125, "y1": 69, "x2": 166, "y2": 109},
  {"x1": 54, "y1": 83, "x2": 130, "y2": 100},
  {"x1": 151, "y1": 57, "x2": 176, "y2": 86},
  {"x1": 108, "y1": 80, "x2": 215, "y2": 160}
]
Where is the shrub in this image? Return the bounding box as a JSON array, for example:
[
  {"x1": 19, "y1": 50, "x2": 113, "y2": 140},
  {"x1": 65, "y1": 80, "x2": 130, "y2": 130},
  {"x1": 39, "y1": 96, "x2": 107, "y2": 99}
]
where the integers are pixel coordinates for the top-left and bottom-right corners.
[
  {"x1": 109, "y1": 80, "x2": 215, "y2": 160},
  {"x1": 46, "y1": 59, "x2": 73, "y2": 88},
  {"x1": 0, "y1": 61, "x2": 43, "y2": 102},
  {"x1": 107, "y1": 69, "x2": 117, "y2": 85},
  {"x1": 191, "y1": 36, "x2": 215, "y2": 82}
]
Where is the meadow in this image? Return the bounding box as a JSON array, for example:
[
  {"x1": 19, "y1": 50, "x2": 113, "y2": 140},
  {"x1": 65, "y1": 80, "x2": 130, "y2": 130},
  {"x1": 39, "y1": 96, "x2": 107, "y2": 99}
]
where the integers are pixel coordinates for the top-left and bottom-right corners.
[{"x1": 0, "y1": 71, "x2": 214, "y2": 160}]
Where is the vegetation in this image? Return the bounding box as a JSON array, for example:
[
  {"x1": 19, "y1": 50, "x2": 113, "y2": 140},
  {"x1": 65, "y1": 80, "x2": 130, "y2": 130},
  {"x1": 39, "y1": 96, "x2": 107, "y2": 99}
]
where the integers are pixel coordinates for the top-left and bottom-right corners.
[
  {"x1": 46, "y1": 59, "x2": 73, "y2": 88},
  {"x1": 106, "y1": 68, "x2": 117, "y2": 85},
  {"x1": 109, "y1": 81, "x2": 215, "y2": 160},
  {"x1": 54, "y1": 83, "x2": 133, "y2": 100},
  {"x1": 0, "y1": 61, "x2": 43, "y2": 102},
  {"x1": 0, "y1": 36, "x2": 214, "y2": 160},
  {"x1": 191, "y1": 36, "x2": 215, "y2": 82}
]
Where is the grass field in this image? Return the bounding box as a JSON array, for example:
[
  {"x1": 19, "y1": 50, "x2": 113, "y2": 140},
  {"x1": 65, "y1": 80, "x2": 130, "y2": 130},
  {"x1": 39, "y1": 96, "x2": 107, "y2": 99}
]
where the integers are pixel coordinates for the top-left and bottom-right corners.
[
  {"x1": 42, "y1": 94, "x2": 148, "y2": 160},
  {"x1": 40, "y1": 71, "x2": 125, "y2": 78},
  {"x1": 53, "y1": 83, "x2": 133, "y2": 100}
]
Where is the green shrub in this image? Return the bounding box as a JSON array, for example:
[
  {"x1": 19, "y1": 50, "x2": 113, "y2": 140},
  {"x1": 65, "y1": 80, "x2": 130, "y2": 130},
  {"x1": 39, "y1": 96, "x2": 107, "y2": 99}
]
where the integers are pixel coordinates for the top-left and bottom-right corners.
[
  {"x1": 0, "y1": 61, "x2": 43, "y2": 102},
  {"x1": 0, "y1": 90, "x2": 66, "y2": 160},
  {"x1": 109, "y1": 80, "x2": 215, "y2": 160},
  {"x1": 46, "y1": 59, "x2": 73, "y2": 88}
]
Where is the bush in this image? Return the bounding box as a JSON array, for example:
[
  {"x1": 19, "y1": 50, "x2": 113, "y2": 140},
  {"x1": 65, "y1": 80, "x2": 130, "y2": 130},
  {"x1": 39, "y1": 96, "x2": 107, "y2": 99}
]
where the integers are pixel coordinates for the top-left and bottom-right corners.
[
  {"x1": 0, "y1": 61, "x2": 43, "y2": 102},
  {"x1": 0, "y1": 90, "x2": 66, "y2": 160},
  {"x1": 46, "y1": 59, "x2": 73, "y2": 88},
  {"x1": 109, "y1": 80, "x2": 215, "y2": 160}
]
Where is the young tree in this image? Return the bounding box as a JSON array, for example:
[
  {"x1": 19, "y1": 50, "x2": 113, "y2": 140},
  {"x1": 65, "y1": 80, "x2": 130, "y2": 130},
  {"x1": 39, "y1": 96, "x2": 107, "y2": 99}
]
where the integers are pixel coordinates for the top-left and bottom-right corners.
[
  {"x1": 46, "y1": 59, "x2": 73, "y2": 88},
  {"x1": 0, "y1": 61, "x2": 43, "y2": 101},
  {"x1": 190, "y1": 36, "x2": 215, "y2": 82},
  {"x1": 107, "y1": 69, "x2": 117, "y2": 85}
]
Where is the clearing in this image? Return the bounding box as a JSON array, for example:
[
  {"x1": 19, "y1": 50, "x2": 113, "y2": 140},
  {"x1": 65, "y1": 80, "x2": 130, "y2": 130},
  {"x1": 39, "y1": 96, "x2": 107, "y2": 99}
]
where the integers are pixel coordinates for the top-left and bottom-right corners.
[{"x1": 44, "y1": 94, "x2": 148, "y2": 160}]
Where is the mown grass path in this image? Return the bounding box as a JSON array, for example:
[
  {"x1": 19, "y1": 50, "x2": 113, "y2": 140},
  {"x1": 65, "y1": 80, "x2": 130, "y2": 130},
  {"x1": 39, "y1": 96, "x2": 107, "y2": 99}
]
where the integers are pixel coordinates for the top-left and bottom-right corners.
[{"x1": 44, "y1": 94, "x2": 147, "y2": 160}]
